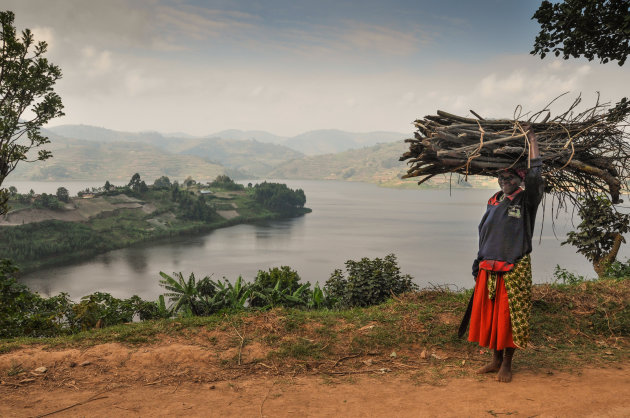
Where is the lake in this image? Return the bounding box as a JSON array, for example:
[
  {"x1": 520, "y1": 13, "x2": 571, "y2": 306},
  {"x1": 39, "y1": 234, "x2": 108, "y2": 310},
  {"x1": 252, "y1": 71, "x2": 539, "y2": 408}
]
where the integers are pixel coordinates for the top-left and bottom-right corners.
[{"x1": 6, "y1": 180, "x2": 615, "y2": 300}]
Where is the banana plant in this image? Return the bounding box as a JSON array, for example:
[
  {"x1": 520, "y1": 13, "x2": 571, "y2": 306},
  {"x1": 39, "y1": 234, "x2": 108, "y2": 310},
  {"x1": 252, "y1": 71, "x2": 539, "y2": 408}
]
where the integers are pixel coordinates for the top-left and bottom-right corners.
[
  {"x1": 214, "y1": 276, "x2": 251, "y2": 310},
  {"x1": 308, "y1": 283, "x2": 325, "y2": 309},
  {"x1": 252, "y1": 280, "x2": 311, "y2": 309},
  {"x1": 155, "y1": 295, "x2": 172, "y2": 318},
  {"x1": 159, "y1": 271, "x2": 199, "y2": 316}
]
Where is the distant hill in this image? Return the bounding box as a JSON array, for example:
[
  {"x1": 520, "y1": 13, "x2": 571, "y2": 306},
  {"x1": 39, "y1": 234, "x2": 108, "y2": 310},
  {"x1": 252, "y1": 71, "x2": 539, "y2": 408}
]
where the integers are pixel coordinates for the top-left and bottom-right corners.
[
  {"x1": 266, "y1": 141, "x2": 411, "y2": 185},
  {"x1": 283, "y1": 130, "x2": 407, "y2": 155},
  {"x1": 46, "y1": 125, "x2": 302, "y2": 178},
  {"x1": 266, "y1": 141, "x2": 496, "y2": 189},
  {"x1": 25, "y1": 125, "x2": 493, "y2": 188},
  {"x1": 208, "y1": 129, "x2": 288, "y2": 144},
  {"x1": 177, "y1": 138, "x2": 303, "y2": 177},
  {"x1": 49, "y1": 125, "x2": 408, "y2": 156},
  {"x1": 11, "y1": 135, "x2": 225, "y2": 182}
]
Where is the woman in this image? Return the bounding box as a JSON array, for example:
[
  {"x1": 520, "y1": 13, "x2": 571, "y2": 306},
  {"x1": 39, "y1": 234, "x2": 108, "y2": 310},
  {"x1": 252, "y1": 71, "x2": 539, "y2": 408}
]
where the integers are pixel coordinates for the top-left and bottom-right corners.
[{"x1": 468, "y1": 125, "x2": 544, "y2": 382}]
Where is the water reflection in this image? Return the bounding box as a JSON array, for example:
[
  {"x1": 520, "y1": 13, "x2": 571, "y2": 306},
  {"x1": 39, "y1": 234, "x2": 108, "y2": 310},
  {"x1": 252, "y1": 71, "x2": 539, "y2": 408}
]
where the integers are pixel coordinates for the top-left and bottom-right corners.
[{"x1": 124, "y1": 248, "x2": 148, "y2": 273}]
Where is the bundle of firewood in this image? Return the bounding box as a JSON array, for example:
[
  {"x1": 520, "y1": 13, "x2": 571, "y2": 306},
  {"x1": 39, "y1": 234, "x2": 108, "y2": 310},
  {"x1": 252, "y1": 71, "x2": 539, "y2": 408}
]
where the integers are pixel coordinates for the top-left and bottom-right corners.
[{"x1": 400, "y1": 98, "x2": 630, "y2": 207}]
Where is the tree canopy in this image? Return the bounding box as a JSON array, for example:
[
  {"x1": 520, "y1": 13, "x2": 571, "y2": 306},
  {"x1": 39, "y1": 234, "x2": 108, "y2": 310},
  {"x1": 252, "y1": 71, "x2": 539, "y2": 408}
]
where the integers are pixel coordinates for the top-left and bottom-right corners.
[
  {"x1": 531, "y1": 0, "x2": 630, "y2": 65},
  {"x1": 0, "y1": 10, "x2": 64, "y2": 215}
]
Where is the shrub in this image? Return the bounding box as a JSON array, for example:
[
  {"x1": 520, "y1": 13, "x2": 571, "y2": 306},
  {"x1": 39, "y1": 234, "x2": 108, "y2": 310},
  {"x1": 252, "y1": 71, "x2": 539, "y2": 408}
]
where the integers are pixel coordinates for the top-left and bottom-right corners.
[
  {"x1": 137, "y1": 295, "x2": 172, "y2": 320},
  {"x1": 249, "y1": 266, "x2": 308, "y2": 308},
  {"x1": 324, "y1": 254, "x2": 417, "y2": 308},
  {"x1": 552, "y1": 265, "x2": 588, "y2": 285},
  {"x1": 72, "y1": 292, "x2": 142, "y2": 330},
  {"x1": 603, "y1": 259, "x2": 630, "y2": 280},
  {"x1": 0, "y1": 259, "x2": 73, "y2": 337}
]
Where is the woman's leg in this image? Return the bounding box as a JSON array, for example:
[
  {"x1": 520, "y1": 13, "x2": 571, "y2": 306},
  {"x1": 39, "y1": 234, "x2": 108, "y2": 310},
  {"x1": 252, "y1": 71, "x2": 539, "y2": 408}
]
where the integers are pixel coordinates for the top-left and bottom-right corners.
[
  {"x1": 497, "y1": 347, "x2": 515, "y2": 382},
  {"x1": 476, "y1": 349, "x2": 503, "y2": 374}
]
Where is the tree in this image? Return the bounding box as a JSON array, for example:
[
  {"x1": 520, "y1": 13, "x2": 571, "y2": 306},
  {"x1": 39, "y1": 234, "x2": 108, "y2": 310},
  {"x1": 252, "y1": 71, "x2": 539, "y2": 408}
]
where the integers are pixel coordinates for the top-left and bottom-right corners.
[
  {"x1": 56, "y1": 186, "x2": 69, "y2": 203},
  {"x1": 562, "y1": 197, "x2": 630, "y2": 276},
  {"x1": 531, "y1": 0, "x2": 630, "y2": 65},
  {"x1": 128, "y1": 173, "x2": 141, "y2": 190},
  {"x1": 153, "y1": 175, "x2": 171, "y2": 189},
  {"x1": 0, "y1": 11, "x2": 64, "y2": 215},
  {"x1": 532, "y1": 1, "x2": 630, "y2": 273}
]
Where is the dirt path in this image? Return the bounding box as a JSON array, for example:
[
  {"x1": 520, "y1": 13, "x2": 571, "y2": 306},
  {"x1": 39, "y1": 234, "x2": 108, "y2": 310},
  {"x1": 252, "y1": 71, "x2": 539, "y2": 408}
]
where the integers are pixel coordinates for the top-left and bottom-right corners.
[{"x1": 1, "y1": 347, "x2": 627, "y2": 417}]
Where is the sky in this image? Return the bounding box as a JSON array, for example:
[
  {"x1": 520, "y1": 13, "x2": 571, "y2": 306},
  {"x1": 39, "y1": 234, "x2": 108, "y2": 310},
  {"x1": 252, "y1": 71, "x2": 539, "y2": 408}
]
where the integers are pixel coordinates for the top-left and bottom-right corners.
[{"x1": 5, "y1": 0, "x2": 630, "y2": 137}]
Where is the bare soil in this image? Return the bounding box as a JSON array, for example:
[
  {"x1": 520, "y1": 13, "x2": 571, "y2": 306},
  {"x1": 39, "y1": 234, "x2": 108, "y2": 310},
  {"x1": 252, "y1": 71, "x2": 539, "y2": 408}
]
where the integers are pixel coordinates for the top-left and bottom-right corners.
[{"x1": 1, "y1": 342, "x2": 627, "y2": 417}]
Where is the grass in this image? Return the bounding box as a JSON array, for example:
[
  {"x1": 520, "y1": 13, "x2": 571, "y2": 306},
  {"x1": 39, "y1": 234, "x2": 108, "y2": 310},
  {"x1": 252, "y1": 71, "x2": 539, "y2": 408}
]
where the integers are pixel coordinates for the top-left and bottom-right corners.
[{"x1": 1, "y1": 278, "x2": 628, "y2": 380}]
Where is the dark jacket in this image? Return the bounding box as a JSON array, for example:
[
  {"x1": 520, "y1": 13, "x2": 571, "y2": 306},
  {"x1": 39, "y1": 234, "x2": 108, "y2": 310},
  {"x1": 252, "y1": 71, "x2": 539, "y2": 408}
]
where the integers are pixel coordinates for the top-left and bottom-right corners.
[{"x1": 472, "y1": 158, "x2": 544, "y2": 277}]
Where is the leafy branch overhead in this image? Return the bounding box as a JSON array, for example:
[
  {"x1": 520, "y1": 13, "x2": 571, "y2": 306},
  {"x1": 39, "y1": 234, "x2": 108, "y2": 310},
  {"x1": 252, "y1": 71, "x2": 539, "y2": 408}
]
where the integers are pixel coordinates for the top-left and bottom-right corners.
[
  {"x1": 0, "y1": 10, "x2": 64, "y2": 215},
  {"x1": 531, "y1": 0, "x2": 630, "y2": 66}
]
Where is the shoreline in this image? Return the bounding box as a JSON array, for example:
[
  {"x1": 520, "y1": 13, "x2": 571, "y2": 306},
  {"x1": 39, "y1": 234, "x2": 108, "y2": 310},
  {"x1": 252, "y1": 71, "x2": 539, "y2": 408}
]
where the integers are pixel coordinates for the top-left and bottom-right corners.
[{"x1": 10, "y1": 207, "x2": 312, "y2": 275}]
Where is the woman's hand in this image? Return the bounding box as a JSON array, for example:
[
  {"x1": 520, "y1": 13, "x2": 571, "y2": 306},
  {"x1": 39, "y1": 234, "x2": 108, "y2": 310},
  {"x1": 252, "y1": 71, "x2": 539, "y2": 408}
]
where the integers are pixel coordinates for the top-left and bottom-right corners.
[{"x1": 521, "y1": 123, "x2": 540, "y2": 159}]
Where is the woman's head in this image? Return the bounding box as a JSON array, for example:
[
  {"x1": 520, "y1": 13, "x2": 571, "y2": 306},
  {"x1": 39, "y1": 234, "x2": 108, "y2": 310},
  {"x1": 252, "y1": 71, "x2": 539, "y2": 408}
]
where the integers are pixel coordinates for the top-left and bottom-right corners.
[{"x1": 498, "y1": 169, "x2": 525, "y2": 195}]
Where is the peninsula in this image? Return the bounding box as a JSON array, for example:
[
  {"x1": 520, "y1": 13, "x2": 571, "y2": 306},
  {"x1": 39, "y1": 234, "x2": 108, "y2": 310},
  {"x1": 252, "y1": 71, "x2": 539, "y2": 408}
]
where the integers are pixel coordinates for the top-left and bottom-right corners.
[{"x1": 0, "y1": 175, "x2": 310, "y2": 272}]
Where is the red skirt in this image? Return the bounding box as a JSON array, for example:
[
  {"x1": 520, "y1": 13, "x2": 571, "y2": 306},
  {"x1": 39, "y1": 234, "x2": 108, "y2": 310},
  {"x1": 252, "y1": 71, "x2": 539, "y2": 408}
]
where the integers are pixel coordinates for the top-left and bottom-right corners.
[{"x1": 468, "y1": 269, "x2": 516, "y2": 350}]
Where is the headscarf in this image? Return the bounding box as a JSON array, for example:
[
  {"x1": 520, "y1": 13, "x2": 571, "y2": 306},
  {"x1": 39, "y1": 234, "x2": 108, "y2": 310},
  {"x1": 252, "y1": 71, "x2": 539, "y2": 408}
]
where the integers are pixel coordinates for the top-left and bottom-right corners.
[{"x1": 500, "y1": 168, "x2": 527, "y2": 181}]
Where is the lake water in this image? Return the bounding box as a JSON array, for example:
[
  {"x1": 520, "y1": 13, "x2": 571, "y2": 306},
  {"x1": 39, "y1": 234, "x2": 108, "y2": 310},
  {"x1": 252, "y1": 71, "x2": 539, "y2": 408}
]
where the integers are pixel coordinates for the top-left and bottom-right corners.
[{"x1": 7, "y1": 180, "x2": 617, "y2": 300}]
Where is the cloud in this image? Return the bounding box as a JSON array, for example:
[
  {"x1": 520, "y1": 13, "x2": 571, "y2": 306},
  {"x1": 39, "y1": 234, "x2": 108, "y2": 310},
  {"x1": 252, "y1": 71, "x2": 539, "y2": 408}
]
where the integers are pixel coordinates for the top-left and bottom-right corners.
[
  {"x1": 337, "y1": 22, "x2": 426, "y2": 55},
  {"x1": 479, "y1": 72, "x2": 525, "y2": 98},
  {"x1": 30, "y1": 26, "x2": 55, "y2": 51},
  {"x1": 80, "y1": 47, "x2": 113, "y2": 76},
  {"x1": 155, "y1": 6, "x2": 259, "y2": 44}
]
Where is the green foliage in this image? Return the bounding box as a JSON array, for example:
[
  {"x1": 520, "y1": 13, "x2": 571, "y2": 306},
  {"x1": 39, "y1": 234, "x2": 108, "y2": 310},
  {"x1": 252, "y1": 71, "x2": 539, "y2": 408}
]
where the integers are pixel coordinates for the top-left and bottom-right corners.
[
  {"x1": 153, "y1": 176, "x2": 172, "y2": 190},
  {"x1": 308, "y1": 282, "x2": 327, "y2": 310},
  {"x1": 0, "y1": 220, "x2": 108, "y2": 265},
  {"x1": 56, "y1": 187, "x2": 70, "y2": 203},
  {"x1": 562, "y1": 196, "x2": 630, "y2": 275},
  {"x1": 158, "y1": 271, "x2": 252, "y2": 316},
  {"x1": 159, "y1": 271, "x2": 203, "y2": 317},
  {"x1": 251, "y1": 280, "x2": 311, "y2": 310},
  {"x1": 0, "y1": 258, "x2": 145, "y2": 337},
  {"x1": 32, "y1": 193, "x2": 63, "y2": 210},
  {"x1": 324, "y1": 254, "x2": 418, "y2": 308},
  {"x1": 249, "y1": 266, "x2": 324, "y2": 309},
  {"x1": 0, "y1": 11, "x2": 64, "y2": 215},
  {"x1": 552, "y1": 265, "x2": 587, "y2": 285},
  {"x1": 249, "y1": 266, "x2": 303, "y2": 307},
  {"x1": 212, "y1": 276, "x2": 251, "y2": 311},
  {"x1": 253, "y1": 182, "x2": 306, "y2": 214},
  {"x1": 603, "y1": 259, "x2": 630, "y2": 279},
  {"x1": 137, "y1": 295, "x2": 172, "y2": 321},
  {"x1": 172, "y1": 188, "x2": 218, "y2": 222},
  {"x1": 72, "y1": 292, "x2": 142, "y2": 330},
  {"x1": 532, "y1": 0, "x2": 630, "y2": 65},
  {"x1": 127, "y1": 173, "x2": 148, "y2": 194},
  {"x1": 209, "y1": 175, "x2": 244, "y2": 191}
]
